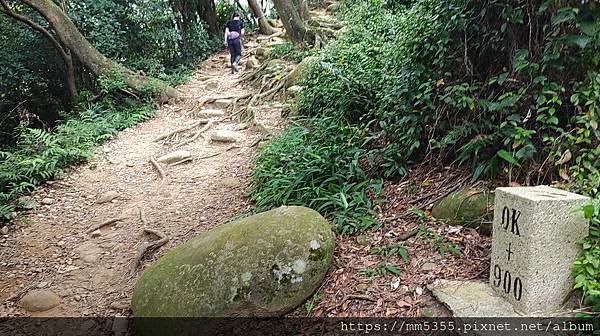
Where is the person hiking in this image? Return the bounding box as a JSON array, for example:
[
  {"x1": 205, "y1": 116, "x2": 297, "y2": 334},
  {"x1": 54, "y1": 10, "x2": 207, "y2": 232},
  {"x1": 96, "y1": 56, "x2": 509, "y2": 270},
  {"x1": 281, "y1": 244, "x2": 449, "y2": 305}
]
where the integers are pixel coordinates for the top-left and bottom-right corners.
[{"x1": 224, "y1": 12, "x2": 245, "y2": 74}]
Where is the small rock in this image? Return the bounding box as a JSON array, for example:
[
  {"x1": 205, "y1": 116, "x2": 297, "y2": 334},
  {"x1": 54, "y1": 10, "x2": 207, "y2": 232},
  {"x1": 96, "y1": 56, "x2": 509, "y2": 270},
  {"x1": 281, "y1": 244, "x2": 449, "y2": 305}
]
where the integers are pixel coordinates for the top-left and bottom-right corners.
[
  {"x1": 157, "y1": 150, "x2": 192, "y2": 164},
  {"x1": 1, "y1": 226, "x2": 8, "y2": 235},
  {"x1": 210, "y1": 130, "x2": 244, "y2": 143},
  {"x1": 245, "y1": 57, "x2": 260, "y2": 70},
  {"x1": 200, "y1": 216, "x2": 207, "y2": 222},
  {"x1": 195, "y1": 109, "x2": 225, "y2": 119},
  {"x1": 57, "y1": 241, "x2": 66, "y2": 247},
  {"x1": 90, "y1": 230, "x2": 102, "y2": 238},
  {"x1": 102, "y1": 147, "x2": 112, "y2": 153},
  {"x1": 74, "y1": 295, "x2": 81, "y2": 301},
  {"x1": 356, "y1": 234, "x2": 369, "y2": 246},
  {"x1": 36, "y1": 282, "x2": 49, "y2": 289},
  {"x1": 125, "y1": 162, "x2": 135, "y2": 167},
  {"x1": 110, "y1": 301, "x2": 129, "y2": 310},
  {"x1": 41, "y1": 198, "x2": 54, "y2": 205},
  {"x1": 213, "y1": 99, "x2": 233, "y2": 109},
  {"x1": 96, "y1": 191, "x2": 120, "y2": 204},
  {"x1": 421, "y1": 262, "x2": 437, "y2": 272},
  {"x1": 19, "y1": 290, "x2": 60, "y2": 312},
  {"x1": 220, "y1": 177, "x2": 241, "y2": 189}
]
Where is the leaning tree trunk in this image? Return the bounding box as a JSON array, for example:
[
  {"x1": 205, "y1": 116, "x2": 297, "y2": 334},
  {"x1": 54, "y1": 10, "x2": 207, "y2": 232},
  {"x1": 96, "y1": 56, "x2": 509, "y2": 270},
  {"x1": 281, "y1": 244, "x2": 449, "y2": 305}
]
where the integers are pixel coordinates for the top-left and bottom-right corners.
[
  {"x1": 0, "y1": 0, "x2": 77, "y2": 103},
  {"x1": 197, "y1": 0, "x2": 219, "y2": 37},
  {"x1": 21, "y1": 0, "x2": 179, "y2": 99},
  {"x1": 272, "y1": 0, "x2": 313, "y2": 45},
  {"x1": 248, "y1": 0, "x2": 277, "y2": 35}
]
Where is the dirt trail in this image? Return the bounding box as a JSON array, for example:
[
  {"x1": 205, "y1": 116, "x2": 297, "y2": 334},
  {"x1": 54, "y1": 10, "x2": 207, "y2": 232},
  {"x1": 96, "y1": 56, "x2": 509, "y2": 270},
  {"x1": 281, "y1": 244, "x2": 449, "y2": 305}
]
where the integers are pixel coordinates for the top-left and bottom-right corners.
[{"x1": 0, "y1": 47, "x2": 285, "y2": 317}]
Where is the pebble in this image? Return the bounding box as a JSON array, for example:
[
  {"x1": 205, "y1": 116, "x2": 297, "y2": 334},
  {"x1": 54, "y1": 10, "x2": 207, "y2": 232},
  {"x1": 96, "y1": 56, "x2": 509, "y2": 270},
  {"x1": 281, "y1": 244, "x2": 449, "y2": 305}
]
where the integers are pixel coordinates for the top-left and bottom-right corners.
[
  {"x1": 41, "y1": 198, "x2": 54, "y2": 205},
  {"x1": 90, "y1": 230, "x2": 102, "y2": 238},
  {"x1": 37, "y1": 282, "x2": 48, "y2": 289},
  {"x1": 57, "y1": 241, "x2": 66, "y2": 247},
  {"x1": 1, "y1": 226, "x2": 8, "y2": 235}
]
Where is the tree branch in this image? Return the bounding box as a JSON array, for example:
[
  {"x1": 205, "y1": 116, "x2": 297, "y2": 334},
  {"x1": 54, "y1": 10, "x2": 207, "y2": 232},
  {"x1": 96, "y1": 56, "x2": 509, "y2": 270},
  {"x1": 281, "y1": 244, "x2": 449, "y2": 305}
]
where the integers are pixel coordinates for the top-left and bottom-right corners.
[{"x1": 0, "y1": 0, "x2": 69, "y2": 63}]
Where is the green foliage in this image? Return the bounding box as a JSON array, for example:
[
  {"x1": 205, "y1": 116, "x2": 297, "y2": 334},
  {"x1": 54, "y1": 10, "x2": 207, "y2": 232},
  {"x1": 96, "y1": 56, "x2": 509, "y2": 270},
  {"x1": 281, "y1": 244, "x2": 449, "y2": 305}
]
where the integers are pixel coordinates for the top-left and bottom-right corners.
[
  {"x1": 359, "y1": 262, "x2": 402, "y2": 278},
  {"x1": 304, "y1": 293, "x2": 321, "y2": 315},
  {"x1": 369, "y1": 244, "x2": 410, "y2": 264},
  {"x1": 573, "y1": 201, "x2": 600, "y2": 314},
  {"x1": 250, "y1": 117, "x2": 383, "y2": 234},
  {"x1": 411, "y1": 208, "x2": 461, "y2": 257}
]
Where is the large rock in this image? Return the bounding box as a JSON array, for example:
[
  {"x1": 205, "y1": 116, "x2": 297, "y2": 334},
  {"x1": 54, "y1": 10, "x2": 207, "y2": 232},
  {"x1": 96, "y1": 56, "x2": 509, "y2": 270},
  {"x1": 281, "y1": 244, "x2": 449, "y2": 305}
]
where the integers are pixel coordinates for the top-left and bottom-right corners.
[
  {"x1": 431, "y1": 187, "x2": 494, "y2": 235},
  {"x1": 19, "y1": 290, "x2": 60, "y2": 312},
  {"x1": 131, "y1": 206, "x2": 334, "y2": 320}
]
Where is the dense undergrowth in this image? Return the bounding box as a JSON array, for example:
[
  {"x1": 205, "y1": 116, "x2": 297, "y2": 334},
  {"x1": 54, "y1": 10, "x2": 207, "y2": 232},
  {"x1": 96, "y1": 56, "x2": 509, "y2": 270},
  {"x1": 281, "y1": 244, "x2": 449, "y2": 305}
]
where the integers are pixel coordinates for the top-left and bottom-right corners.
[{"x1": 251, "y1": 0, "x2": 600, "y2": 311}]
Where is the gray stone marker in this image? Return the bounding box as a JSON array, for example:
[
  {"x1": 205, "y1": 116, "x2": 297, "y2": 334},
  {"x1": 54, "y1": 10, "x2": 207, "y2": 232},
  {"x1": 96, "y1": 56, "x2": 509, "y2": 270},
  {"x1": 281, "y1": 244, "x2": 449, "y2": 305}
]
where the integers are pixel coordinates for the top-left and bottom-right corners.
[
  {"x1": 489, "y1": 186, "x2": 589, "y2": 315},
  {"x1": 429, "y1": 185, "x2": 590, "y2": 318}
]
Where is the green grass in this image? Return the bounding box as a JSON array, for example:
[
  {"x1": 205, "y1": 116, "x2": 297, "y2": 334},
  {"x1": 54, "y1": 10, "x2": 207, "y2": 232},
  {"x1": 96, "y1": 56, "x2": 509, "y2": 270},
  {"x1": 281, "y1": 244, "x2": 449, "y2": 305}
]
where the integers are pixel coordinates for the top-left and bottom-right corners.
[{"x1": 250, "y1": 117, "x2": 384, "y2": 234}]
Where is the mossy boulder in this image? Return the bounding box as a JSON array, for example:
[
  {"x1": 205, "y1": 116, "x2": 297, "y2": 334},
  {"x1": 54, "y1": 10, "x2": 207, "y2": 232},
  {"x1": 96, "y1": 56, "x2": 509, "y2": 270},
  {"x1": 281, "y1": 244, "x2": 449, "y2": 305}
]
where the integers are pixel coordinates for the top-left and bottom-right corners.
[
  {"x1": 131, "y1": 206, "x2": 334, "y2": 320},
  {"x1": 431, "y1": 187, "x2": 494, "y2": 235}
]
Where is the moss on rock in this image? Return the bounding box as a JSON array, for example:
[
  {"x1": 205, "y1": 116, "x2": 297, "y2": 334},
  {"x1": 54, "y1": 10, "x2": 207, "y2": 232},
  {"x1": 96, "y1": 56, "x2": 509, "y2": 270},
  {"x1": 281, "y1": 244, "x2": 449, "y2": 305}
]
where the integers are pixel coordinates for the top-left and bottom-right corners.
[
  {"x1": 431, "y1": 187, "x2": 494, "y2": 235},
  {"x1": 131, "y1": 206, "x2": 335, "y2": 320}
]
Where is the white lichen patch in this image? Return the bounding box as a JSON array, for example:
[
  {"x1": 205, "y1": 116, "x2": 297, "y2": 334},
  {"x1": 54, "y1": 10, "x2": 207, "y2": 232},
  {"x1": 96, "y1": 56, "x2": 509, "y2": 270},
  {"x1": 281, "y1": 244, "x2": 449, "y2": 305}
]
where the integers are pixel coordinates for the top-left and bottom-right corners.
[
  {"x1": 241, "y1": 272, "x2": 252, "y2": 282},
  {"x1": 309, "y1": 240, "x2": 321, "y2": 250},
  {"x1": 291, "y1": 276, "x2": 303, "y2": 284},
  {"x1": 272, "y1": 264, "x2": 293, "y2": 283},
  {"x1": 292, "y1": 260, "x2": 306, "y2": 274}
]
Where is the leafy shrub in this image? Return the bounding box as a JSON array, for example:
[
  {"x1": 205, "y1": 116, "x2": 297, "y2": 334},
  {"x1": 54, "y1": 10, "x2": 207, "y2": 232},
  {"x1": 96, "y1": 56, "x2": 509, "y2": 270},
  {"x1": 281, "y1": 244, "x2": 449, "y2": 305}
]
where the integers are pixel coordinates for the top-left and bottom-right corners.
[{"x1": 250, "y1": 117, "x2": 383, "y2": 234}]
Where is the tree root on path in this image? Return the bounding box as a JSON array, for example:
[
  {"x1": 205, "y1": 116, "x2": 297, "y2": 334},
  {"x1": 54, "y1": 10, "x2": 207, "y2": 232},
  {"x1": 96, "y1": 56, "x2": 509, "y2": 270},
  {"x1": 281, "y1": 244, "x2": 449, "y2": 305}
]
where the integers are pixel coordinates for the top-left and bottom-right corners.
[
  {"x1": 178, "y1": 119, "x2": 215, "y2": 147},
  {"x1": 149, "y1": 157, "x2": 166, "y2": 181},
  {"x1": 129, "y1": 209, "x2": 169, "y2": 275},
  {"x1": 168, "y1": 157, "x2": 193, "y2": 167},
  {"x1": 86, "y1": 217, "x2": 126, "y2": 234},
  {"x1": 256, "y1": 31, "x2": 284, "y2": 41},
  {"x1": 154, "y1": 119, "x2": 209, "y2": 142}
]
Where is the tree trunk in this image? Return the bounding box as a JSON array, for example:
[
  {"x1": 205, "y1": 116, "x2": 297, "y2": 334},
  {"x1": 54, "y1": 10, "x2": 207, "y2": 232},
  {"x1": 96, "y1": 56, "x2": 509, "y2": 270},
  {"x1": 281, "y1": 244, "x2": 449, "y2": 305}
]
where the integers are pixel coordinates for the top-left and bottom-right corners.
[
  {"x1": 0, "y1": 0, "x2": 77, "y2": 104},
  {"x1": 272, "y1": 0, "x2": 313, "y2": 45},
  {"x1": 21, "y1": 0, "x2": 178, "y2": 99},
  {"x1": 248, "y1": 0, "x2": 277, "y2": 35},
  {"x1": 293, "y1": 0, "x2": 310, "y2": 22},
  {"x1": 197, "y1": 0, "x2": 219, "y2": 37}
]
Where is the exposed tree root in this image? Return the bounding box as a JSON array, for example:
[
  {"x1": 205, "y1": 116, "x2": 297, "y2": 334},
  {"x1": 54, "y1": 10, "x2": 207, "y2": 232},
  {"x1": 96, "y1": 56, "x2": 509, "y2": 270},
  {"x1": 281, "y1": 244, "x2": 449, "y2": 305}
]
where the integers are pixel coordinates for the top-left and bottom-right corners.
[
  {"x1": 168, "y1": 157, "x2": 193, "y2": 167},
  {"x1": 129, "y1": 209, "x2": 169, "y2": 275},
  {"x1": 178, "y1": 120, "x2": 215, "y2": 146},
  {"x1": 154, "y1": 119, "x2": 209, "y2": 142},
  {"x1": 86, "y1": 217, "x2": 126, "y2": 234},
  {"x1": 149, "y1": 157, "x2": 166, "y2": 181},
  {"x1": 256, "y1": 31, "x2": 284, "y2": 41}
]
